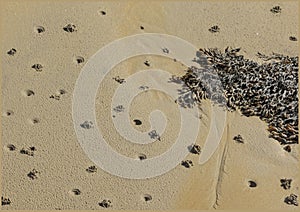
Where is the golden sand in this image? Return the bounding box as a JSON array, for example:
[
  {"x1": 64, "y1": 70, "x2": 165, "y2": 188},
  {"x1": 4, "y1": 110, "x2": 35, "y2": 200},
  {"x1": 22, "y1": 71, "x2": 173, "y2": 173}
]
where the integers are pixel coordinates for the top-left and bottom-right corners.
[{"x1": 1, "y1": 0, "x2": 299, "y2": 210}]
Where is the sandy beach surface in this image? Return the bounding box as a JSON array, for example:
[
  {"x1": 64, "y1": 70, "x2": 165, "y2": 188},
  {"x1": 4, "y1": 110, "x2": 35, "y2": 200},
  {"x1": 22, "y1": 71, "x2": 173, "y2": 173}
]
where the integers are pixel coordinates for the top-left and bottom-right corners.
[{"x1": 1, "y1": 0, "x2": 299, "y2": 210}]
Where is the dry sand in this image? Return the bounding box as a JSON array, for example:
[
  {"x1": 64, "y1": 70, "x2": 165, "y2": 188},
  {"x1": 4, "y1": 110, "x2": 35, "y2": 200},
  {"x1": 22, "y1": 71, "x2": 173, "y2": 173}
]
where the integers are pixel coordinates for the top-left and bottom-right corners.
[{"x1": 1, "y1": 0, "x2": 299, "y2": 210}]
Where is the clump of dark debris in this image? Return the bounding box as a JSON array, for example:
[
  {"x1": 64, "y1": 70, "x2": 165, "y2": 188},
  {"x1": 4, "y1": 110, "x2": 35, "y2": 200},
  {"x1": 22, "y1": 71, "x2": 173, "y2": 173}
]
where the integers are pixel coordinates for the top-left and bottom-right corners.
[
  {"x1": 112, "y1": 76, "x2": 126, "y2": 84},
  {"x1": 20, "y1": 146, "x2": 36, "y2": 156},
  {"x1": 289, "y1": 36, "x2": 298, "y2": 41},
  {"x1": 86, "y1": 165, "x2": 97, "y2": 173},
  {"x1": 270, "y1": 6, "x2": 282, "y2": 14},
  {"x1": 27, "y1": 169, "x2": 40, "y2": 180},
  {"x1": 284, "y1": 194, "x2": 298, "y2": 206},
  {"x1": 180, "y1": 47, "x2": 298, "y2": 149},
  {"x1": 189, "y1": 144, "x2": 201, "y2": 154},
  {"x1": 233, "y1": 134, "x2": 244, "y2": 143},
  {"x1": 181, "y1": 160, "x2": 193, "y2": 168},
  {"x1": 209, "y1": 25, "x2": 220, "y2": 33},
  {"x1": 63, "y1": 24, "x2": 77, "y2": 32},
  {"x1": 1, "y1": 197, "x2": 11, "y2": 206},
  {"x1": 280, "y1": 178, "x2": 292, "y2": 190},
  {"x1": 99, "y1": 199, "x2": 112, "y2": 208},
  {"x1": 7, "y1": 48, "x2": 16, "y2": 56}
]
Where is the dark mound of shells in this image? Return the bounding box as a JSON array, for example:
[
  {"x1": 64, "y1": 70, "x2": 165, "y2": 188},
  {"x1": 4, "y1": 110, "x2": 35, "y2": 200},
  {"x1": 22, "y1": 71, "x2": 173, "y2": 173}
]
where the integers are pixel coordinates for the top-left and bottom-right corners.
[{"x1": 181, "y1": 47, "x2": 298, "y2": 147}]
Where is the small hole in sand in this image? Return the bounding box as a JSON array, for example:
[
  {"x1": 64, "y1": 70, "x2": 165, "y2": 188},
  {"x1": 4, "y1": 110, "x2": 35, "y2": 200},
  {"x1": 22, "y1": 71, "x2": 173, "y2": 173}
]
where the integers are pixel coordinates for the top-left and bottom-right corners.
[
  {"x1": 34, "y1": 26, "x2": 45, "y2": 34},
  {"x1": 99, "y1": 10, "x2": 106, "y2": 15},
  {"x1": 58, "y1": 89, "x2": 66, "y2": 95},
  {"x1": 74, "y1": 56, "x2": 84, "y2": 64},
  {"x1": 3, "y1": 110, "x2": 14, "y2": 117},
  {"x1": 23, "y1": 90, "x2": 35, "y2": 97},
  {"x1": 138, "y1": 154, "x2": 147, "y2": 160},
  {"x1": 71, "y1": 189, "x2": 81, "y2": 195},
  {"x1": 143, "y1": 194, "x2": 152, "y2": 202},
  {"x1": 248, "y1": 180, "x2": 257, "y2": 188},
  {"x1": 283, "y1": 145, "x2": 291, "y2": 152},
  {"x1": 144, "y1": 61, "x2": 150, "y2": 66},
  {"x1": 133, "y1": 119, "x2": 142, "y2": 125},
  {"x1": 140, "y1": 26, "x2": 144, "y2": 30},
  {"x1": 7, "y1": 144, "x2": 16, "y2": 151},
  {"x1": 30, "y1": 118, "x2": 40, "y2": 124}
]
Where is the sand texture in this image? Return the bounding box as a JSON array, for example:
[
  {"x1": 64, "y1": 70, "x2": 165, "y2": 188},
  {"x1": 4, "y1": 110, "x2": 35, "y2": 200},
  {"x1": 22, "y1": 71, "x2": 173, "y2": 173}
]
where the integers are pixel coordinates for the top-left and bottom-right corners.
[{"x1": 1, "y1": 0, "x2": 299, "y2": 210}]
